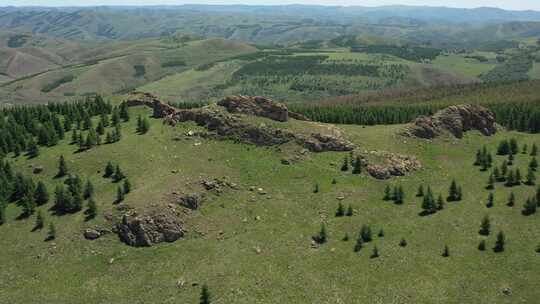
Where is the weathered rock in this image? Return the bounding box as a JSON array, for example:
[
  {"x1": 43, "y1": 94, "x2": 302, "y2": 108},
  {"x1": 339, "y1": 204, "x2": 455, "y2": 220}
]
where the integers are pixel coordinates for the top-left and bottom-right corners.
[
  {"x1": 32, "y1": 166, "x2": 44, "y2": 174},
  {"x1": 116, "y1": 210, "x2": 185, "y2": 247},
  {"x1": 83, "y1": 229, "x2": 101, "y2": 240},
  {"x1": 366, "y1": 152, "x2": 422, "y2": 180},
  {"x1": 405, "y1": 104, "x2": 497, "y2": 139},
  {"x1": 218, "y1": 95, "x2": 289, "y2": 122},
  {"x1": 126, "y1": 93, "x2": 353, "y2": 152},
  {"x1": 178, "y1": 193, "x2": 204, "y2": 210}
]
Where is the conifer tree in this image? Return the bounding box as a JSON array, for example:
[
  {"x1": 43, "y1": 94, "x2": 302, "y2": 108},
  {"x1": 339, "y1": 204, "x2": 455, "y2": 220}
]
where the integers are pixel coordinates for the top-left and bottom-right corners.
[
  {"x1": 57, "y1": 155, "x2": 68, "y2": 177},
  {"x1": 510, "y1": 138, "x2": 518, "y2": 155},
  {"x1": 416, "y1": 185, "x2": 424, "y2": 197},
  {"x1": 84, "y1": 179, "x2": 94, "y2": 199},
  {"x1": 47, "y1": 222, "x2": 56, "y2": 241},
  {"x1": 352, "y1": 156, "x2": 362, "y2": 174},
  {"x1": 341, "y1": 156, "x2": 349, "y2": 172},
  {"x1": 383, "y1": 185, "x2": 392, "y2": 201},
  {"x1": 422, "y1": 187, "x2": 437, "y2": 214},
  {"x1": 200, "y1": 284, "x2": 211, "y2": 304},
  {"x1": 497, "y1": 140, "x2": 510, "y2": 155},
  {"x1": 331, "y1": 178, "x2": 337, "y2": 185},
  {"x1": 526, "y1": 167, "x2": 536, "y2": 185},
  {"x1": 346, "y1": 205, "x2": 353, "y2": 216},
  {"x1": 531, "y1": 144, "x2": 538, "y2": 156},
  {"x1": 96, "y1": 121, "x2": 105, "y2": 135},
  {"x1": 113, "y1": 165, "x2": 124, "y2": 182},
  {"x1": 522, "y1": 198, "x2": 537, "y2": 215},
  {"x1": 506, "y1": 170, "x2": 515, "y2": 187},
  {"x1": 479, "y1": 215, "x2": 490, "y2": 235},
  {"x1": 120, "y1": 103, "x2": 130, "y2": 122},
  {"x1": 507, "y1": 192, "x2": 515, "y2": 207},
  {"x1": 522, "y1": 144, "x2": 528, "y2": 154},
  {"x1": 530, "y1": 157, "x2": 538, "y2": 171},
  {"x1": 27, "y1": 140, "x2": 39, "y2": 158},
  {"x1": 21, "y1": 192, "x2": 36, "y2": 218},
  {"x1": 399, "y1": 238, "x2": 407, "y2": 247},
  {"x1": 123, "y1": 178, "x2": 131, "y2": 194},
  {"x1": 336, "y1": 202, "x2": 345, "y2": 217},
  {"x1": 34, "y1": 181, "x2": 49, "y2": 206},
  {"x1": 0, "y1": 199, "x2": 6, "y2": 225},
  {"x1": 342, "y1": 233, "x2": 349, "y2": 241},
  {"x1": 478, "y1": 240, "x2": 486, "y2": 251},
  {"x1": 508, "y1": 153, "x2": 514, "y2": 166},
  {"x1": 360, "y1": 225, "x2": 372, "y2": 242},
  {"x1": 442, "y1": 245, "x2": 450, "y2": 257},
  {"x1": 501, "y1": 161, "x2": 508, "y2": 179},
  {"x1": 486, "y1": 193, "x2": 494, "y2": 208},
  {"x1": 35, "y1": 210, "x2": 44, "y2": 230},
  {"x1": 104, "y1": 161, "x2": 114, "y2": 177},
  {"x1": 394, "y1": 186, "x2": 404, "y2": 205},
  {"x1": 354, "y1": 235, "x2": 363, "y2": 252},
  {"x1": 486, "y1": 174, "x2": 495, "y2": 190},
  {"x1": 86, "y1": 197, "x2": 97, "y2": 220},
  {"x1": 474, "y1": 149, "x2": 482, "y2": 166},
  {"x1": 493, "y1": 231, "x2": 505, "y2": 252},
  {"x1": 493, "y1": 167, "x2": 501, "y2": 181},
  {"x1": 448, "y1": 179, "x2": 460, "y2": 202},
  {"x1": 371, "y1": 246, "x2": 379, "y2": 258},
  {"x1": 436, "y1": 194, "x2": 444, "y2": 210},
  {"x1": 515, "y1": 169, "x2": 522, "y2": 185},
  {"x1": 313, "y1": 183, "x2": 319, "y2": 193},
  {"x1": 116, "y1": 186, "x2": 125, "y2": 204},
  {"x1": 378, "y1": 229, "x2": 384, "y2": 237}
]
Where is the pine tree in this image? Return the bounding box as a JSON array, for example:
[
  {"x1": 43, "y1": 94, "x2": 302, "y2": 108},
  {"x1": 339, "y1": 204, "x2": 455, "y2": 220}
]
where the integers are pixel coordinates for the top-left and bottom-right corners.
[
  {"x1": 486, "y1": 174, "x2": 495, "y2": 190},
  {"x1": 346, "y1": 205, "x2": 353, "y2": 216},
  {"x1": 342, "y1": 233, "x2": 349, "y2": 241},
  {"x1": 501, "y1": 161, "x2": 508, "y2": 179},
  {"x1": 448, "y1": 179, "x2": 459, "y2": 202},
  {"x1": 486, "y1": 193, "x2": 494, "y2": 208},
  {"x1": 113, "y1": 165, "x2": 124, "y2": 182},
  {"x1": 123, "y1": 178, "x2": 131, "y2": 194},
  {"x1": 493, "y1": 167, "x2": 501, "y2": 181},
  {"x1": 479, "y1": 215, "x2": 490, "y2": 235},
  {"x1": 497, "y1": 140, "x2": 510, "y2": 155},
  {"x1": 0, "y1": 199, "x2": 6, "y2": 225},
  {"x1": 84, "y1": 179, "x2": 94, "y2": 199},
  {"x1": 21, "y1": 192, "x2": 36, "y2": 218},
  {"x1": 116, "y1": 186, "x2": 125, "y2": 204},
  {"x1": 394, "y1": 186, "x2": 404, "y2": 205},
  {"x1": 510, "y1": 138, "x2": 518, "y2": 155},
  {"x1": 57, "y1": 155, "x2": 68, "y2": 177},
  {"x1": 416, "y1": 185, "x2": 424, "y2": 197},
  {"x1": 505, "y1": 170, "x2": 514, "y2": 187},
  {"x1": 86, "y1": 197, "x2": 97, "y2": 219},
  {"x1": 35, "y1": 181, "x2": 49, "y2": 205},
  {"x1": 35, "y1": 210, "x2": 44, "y2": 230},
  {"x1": 530, "y1": 157, "x2": 538, "y2": 171},
  {"x1": 354, "y1": 235, "x2": 363, "y2": 252},
  {"x1": 526, "y1": 168, "x2": 536, "y2": 185},
  {"x1": 340, "y1": 156, "x2": 349, "y2": 172},
  {"x1": 104, "y1": 161, "x2": 114, "y2": 177},
  {"x1": 515, "y1": 169, "x2": 522, "y2": 185},
  {"x1": 360, "y1": 225, "x2": 372, "y2": 242},
  {"x1": 399, "y1": 238, "x2": 407, "y2": 247},
  {"x1": 120, "y1": 103, "x2": 130, "y2": 122},
  {"x1": 474, "y1": 149, "x2": 482, "y2": 166},
  {"x1": 493, "y1": 231, "x2": 505, "y2": 253},
  {"x1": 47, "y1": 222, "x2": 56, "y2": 241},
  {"x1": 331, "y1": 178, "x2": 337, "y2": 185},
  {"x1": 507, "y1": 192, "x2": 515, "y2": 207},
  {"x1": 522, "y1": 198, "x2": 537, "y2": 216},
  {"x1": 383, "y1": 185, "x2": 392, "y2": 201},
  {"x1": 507, "y1": 153, "x2": 514, "y2": 166},
  {"x1": 199, "y1": 285, "x2": 211, "y2": 304},
  {"x1": 371, "y1": 246, "x2": 380, "y2": 258},
  {"x1": 421, "y1": 187, "x2": 437, "y2": 214},
  {"x1": 27, "y1": 140, "x2": 39, "y2": 158},
  {"x1": 478, "y1": 240, "x2": 486, "y2": 251},
  {"x1": 352, "y1": 156, "x2": 362, "y2": 174},
  {"x1": 531, "y1": 144, "x2": 538, "y2": 156},
  {"x1": 442, "y1": 245, "x2": 450, "y2": 257},
  {"x1": 436, "y1": 194, "x2": 444, "y2": 210},
  {"x1": 378, "y1": 229, "x2": 384, "y2": 237},
  {"x1": 522, "y1": 144, "x2": 528, "y2": 154},
  {"x1": 313, "y1": 183, "x2": 319, "y2": 193},
  {"x1": 335, "y1": 202, "x2": 345, "y2": 217}
]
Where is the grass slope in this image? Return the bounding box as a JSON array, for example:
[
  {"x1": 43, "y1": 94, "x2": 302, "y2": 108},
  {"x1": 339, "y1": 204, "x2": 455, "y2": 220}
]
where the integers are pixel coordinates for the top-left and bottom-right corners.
[{"x1": 0, "y1": 104, "x2": 539, "y2": 303}]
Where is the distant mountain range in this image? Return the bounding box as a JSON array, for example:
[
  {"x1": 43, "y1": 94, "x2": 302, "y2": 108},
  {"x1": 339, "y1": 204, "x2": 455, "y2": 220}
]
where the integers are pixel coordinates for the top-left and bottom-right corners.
[{"x1": 0, "y1": 5, "x2": 539, "y2": 43}]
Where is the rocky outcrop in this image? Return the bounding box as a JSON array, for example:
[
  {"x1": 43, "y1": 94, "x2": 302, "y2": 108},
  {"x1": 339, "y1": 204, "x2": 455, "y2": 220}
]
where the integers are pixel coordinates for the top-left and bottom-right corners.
[
  {"x1": 116, "y1": 210, "x2": 185, "y2": 247},
  {"x1": 125, "y1": 93, "x2": 353, "y2": 152},
  {"x1": 366, "y1": 152, "x2": 422, "y2": 180},
  {"x1": 218, "y1": 95, "x2": 289, "y2": 122},
  {"x1": 405, "y1": 104, "x2": 497, "y2": 139}
]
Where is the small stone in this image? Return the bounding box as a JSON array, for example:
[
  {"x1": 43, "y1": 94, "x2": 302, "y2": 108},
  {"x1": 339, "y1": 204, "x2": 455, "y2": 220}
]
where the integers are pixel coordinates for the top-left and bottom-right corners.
[
  {"x1": 255, "y1": 216, "x2": 261, "y2": 221},
  {"x1": 501, "y1": 287, "x2": 512, "y2": 296},
  {"x1": 84, "y1": 229, "x2": 101, "y2": 240},
  {"x1": 176, "y1": 279, "x2": 186, "y2": 288},
  {"x1": 337, "y1": 196, "x2": 345, "y2": 201},
  {"x1": 109, "y1": 258, "x2": 115, "y2": 264}
]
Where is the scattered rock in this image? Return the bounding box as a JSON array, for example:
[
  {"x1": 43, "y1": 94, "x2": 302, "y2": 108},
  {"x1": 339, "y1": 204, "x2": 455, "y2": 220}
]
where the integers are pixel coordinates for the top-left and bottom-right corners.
[
  {"x1": 178, "y1": 194, "x2": 204, "y2": 210},
  {"x1": 501, "y1": 287, "x2": 512, "y2": 296},
  {"x1": 83, "y1": 229, "x2": 101, "y2": 240},
  {"x1": 404, "y1": 104, "x2": 497, "y2": 139},
  {"x1": 32, "y1": 166, "x2": 44, "y2": 174},
  {"x1": 366, "y1": 151, "x2": 422, "y2": 180}
]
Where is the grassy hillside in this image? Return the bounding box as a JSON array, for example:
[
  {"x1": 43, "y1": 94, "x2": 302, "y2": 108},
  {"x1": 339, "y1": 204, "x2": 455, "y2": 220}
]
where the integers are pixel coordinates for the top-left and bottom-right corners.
[
  {"x1": 0, "y1": 38, "x2": 256, "y2": 104},
  {"x1": 0, "y1": 102, "x2": 539, "y2": 303}
]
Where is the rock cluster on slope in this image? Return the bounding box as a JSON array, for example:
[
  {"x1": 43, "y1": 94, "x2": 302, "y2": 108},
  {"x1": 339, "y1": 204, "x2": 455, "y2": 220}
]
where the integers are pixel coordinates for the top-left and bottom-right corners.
[
  {"x1": 405, "y1": 104, "x2": 497, "y2": 139},
  {"x1": 125, "y1": 93, "x2": 354, "y2": 152},
  {"x1": 115, "y1": 209, "x2": 185, "y2": 247}
]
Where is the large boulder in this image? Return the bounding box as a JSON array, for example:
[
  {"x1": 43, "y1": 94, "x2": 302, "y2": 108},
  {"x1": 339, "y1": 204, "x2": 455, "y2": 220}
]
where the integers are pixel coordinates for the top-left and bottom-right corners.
[
  {"x1": 405, "y1": 104, "x2": 497, "y2": 139},
  {"x1": 116, "y1": 210, "x2": 185, "y2": 247},
  {"x1": 366, "y1": 151, "x2": 422, "y2": 180}
]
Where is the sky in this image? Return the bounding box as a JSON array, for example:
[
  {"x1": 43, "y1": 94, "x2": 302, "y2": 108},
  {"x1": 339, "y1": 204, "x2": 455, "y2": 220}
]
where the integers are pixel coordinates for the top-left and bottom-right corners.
[{"x1": 2, "y1": 1, "x2": 540, "y2": 11}]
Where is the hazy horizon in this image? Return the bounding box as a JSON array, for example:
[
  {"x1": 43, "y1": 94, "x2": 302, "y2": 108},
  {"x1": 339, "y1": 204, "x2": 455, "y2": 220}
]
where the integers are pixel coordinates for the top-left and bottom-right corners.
[{"x1": 2, "y1": 1, "x2": 540, "y2": 12}]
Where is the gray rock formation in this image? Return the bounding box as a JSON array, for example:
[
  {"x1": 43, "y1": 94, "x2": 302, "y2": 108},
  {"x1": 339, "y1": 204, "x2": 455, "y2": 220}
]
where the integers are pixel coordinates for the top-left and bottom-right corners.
[
  {"x1": 116, "y1": 210, "x2": 185, "y2": 247},
  {"x1": 405, "y1": 104, "x2": 497, "y2": 139}
]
